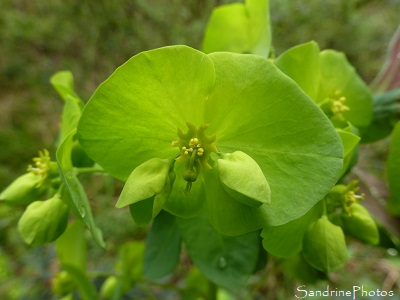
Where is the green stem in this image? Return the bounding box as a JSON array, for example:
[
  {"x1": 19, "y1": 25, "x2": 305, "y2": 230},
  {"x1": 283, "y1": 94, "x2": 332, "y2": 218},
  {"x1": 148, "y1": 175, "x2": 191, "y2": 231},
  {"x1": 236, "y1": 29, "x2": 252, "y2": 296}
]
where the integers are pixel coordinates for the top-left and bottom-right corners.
[
  {"x1": 75, "y1": 166, "x2": 106, "y2": 175},
  {"x1": 322, "y1": 198, "x2": 328, "y2": 216},
  {"x1": 188, "y1": 148, "x2": 198, "y2": 171},
  {"x1": 208, "y1": 280, "x2": 217, "y2": 300}
]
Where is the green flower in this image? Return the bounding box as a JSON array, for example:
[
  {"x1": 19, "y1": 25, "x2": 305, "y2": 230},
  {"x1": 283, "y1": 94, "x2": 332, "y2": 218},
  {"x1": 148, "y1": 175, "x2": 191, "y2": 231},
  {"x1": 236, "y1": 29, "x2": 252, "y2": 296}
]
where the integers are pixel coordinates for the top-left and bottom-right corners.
[{"x1": 77, "y1": 45, "x2": 343, "y2": 235}]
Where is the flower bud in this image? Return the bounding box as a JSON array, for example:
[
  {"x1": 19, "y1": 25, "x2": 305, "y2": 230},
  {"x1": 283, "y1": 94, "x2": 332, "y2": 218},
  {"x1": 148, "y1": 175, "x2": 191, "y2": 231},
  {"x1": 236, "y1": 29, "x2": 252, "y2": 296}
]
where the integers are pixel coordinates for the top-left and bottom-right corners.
[
  {"x1": 99, "y1": 276, "x2": 118, "y2": 300},
  {"x1": 0, "y1": 173, "x2": 48, "y2": 206},
  {"x1": 341, "y1": 203, "x2": 379, "y2": 245},
  {"x1": 116, "y1": 158, "x2": 175, "y2": 208},
  {"x1": 18, "y1": 194, "x2": 69, "y2": 246},
  {"x1": 302, "y1": 216, "x2": 348, "y2": 273},
  {"x1": 217, "y1": 151, "x2": 271, "y2": 207},
  {"x1": 52, "y1": 271, "x2": 75, "y2": 296}
]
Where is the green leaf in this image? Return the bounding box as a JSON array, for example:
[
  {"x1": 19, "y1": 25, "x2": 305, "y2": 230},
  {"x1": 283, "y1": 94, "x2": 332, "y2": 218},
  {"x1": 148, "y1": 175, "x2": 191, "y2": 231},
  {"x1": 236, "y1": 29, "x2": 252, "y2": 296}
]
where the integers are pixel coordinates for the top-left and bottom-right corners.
[
  {"x1": 56, "y1": 129, "x2": 105, "y2": 248},
  {"x1": 176, "y1": 211, "x2": 260, "y2": 291},
  {"x1": 129, "y1": 198, "x2": 154, "y2": 226},
  {"x1": 78, "y1": 45, "x2": 215, "y2": 181},
  {"x1": 18, "y1": 195, "x2": 69, "y2": 246},
  {"x1": 205, "y1": 52, "x2": 343, "y2": 227},
  {"x1": 62, "y1": 264, "x2": 99, "y2": 300},
  {"x1": 217, "y1": 151, "x2": 271, "y2": 207},
  {"x1": 261, "y1": 202, "x2": 322, "y2": 258},
  {"x1": 202, "y1": 0, "x2": 271, "y2": 56},
  {"x1": 143, "y1": 211, "x2": 181, "y2": 280},
  {"x1": 50, "y1": 71, "x2": 84, "y2": 108},
  {"x1": 163, "y1": 161, "x2": 205, "y2": 218},
  {"x1": 204, "y1": 167, "x2": 270, "y2": 235},
  {"x1": 387, "y1": 121, "x2": 400, "y2": 214},
  {"x1": 302, "y1": 216, "x2": 348, "y2": 273},
  {"x1": 274, "y1": 41, "x2": 321, "y2": 99},
  {"x1": 336, "y1": 128, "x2": 360, "y2": 178},
  {"x1": 55, "y1": 221, "x2": 87, "y2": 271},
  {"x1": 361, "y1": 89, "x2": 400, "y2": 143},
  {"x1": 341, "y1": 203, "x2": 379, "y2": 245},
  {"x1": 316, "y1": 50, "x2": 373, "y2": 128},
  {"x1": 280, "y1": 254, "x2": 325, "y2": 284},
  {"x1": 59, "y1": 94, "x2": 83, "y2": 144}
]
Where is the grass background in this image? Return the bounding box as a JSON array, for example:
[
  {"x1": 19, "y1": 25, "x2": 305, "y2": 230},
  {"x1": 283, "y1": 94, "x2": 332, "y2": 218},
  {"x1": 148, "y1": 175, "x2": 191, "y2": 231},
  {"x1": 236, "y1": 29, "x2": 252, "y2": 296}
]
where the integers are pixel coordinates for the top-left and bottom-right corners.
[{"x1": 1, "y1": 0, "x2": 400, "y2": 299}]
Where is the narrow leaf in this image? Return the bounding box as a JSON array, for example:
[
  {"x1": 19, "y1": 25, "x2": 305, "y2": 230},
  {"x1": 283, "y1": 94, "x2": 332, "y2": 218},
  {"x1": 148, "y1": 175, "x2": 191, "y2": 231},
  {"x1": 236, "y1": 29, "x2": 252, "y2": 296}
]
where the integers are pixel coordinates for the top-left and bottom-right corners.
[
  {"x1": 56, "y1": 129, "x2": 105, "y2": 248},
  {"x1": 50, "y1": 70, "x2": 84, "y2": 108}
]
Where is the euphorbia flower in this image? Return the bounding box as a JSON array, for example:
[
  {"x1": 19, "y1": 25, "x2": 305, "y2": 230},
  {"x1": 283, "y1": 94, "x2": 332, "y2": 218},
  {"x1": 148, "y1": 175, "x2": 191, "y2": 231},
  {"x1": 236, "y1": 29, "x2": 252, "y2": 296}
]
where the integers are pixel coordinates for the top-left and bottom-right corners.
[{"x1": 77, "y1": 45, "x2": 343, "y2": 235}]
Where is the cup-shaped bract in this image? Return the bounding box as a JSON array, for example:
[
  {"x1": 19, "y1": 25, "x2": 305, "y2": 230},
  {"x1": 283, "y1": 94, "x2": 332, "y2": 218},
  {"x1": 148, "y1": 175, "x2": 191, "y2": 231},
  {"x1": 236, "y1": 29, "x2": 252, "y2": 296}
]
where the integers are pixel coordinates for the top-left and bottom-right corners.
[
  {"x1": 78, "y1": 45, "x2": 343, "y2": 235},
  {"x1": 18, "y1": 195, "x2": 70, "y2": 246},
  {"x1": 0, "y1": 173, "x2": 48, "y2": 206},
  {"x1": 341, "y1": 203, "x2": 379, "y2": 245},
  {"x1": 217, "y1": 151, "x2": 270, "y2": 207},
  {"x1": 116, "y1": 158, "x2": 175, "y2": 208},
  {"x1": 274, "y1": 42, "x2": 373, "y2": 130},
  {"x1": 302, "y1": 216, "x2": 348, "y2": 273}
]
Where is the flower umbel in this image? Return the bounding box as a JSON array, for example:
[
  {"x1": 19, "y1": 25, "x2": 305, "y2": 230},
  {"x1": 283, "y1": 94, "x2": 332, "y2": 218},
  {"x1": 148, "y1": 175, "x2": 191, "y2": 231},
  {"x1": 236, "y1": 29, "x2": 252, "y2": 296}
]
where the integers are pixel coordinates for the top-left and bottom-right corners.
[
  {"x1": 172, "y1": 122, "x2": 218, "y2": 194},
  {"x1": 27, "y1": 149, "x2": 57, "y2": 187},
  {"x1": 328, "y1": 90, "x2": 350, "y2": 121},
  {"x1": 77, "y1": 45, "x2": 344, "y2": 234}
]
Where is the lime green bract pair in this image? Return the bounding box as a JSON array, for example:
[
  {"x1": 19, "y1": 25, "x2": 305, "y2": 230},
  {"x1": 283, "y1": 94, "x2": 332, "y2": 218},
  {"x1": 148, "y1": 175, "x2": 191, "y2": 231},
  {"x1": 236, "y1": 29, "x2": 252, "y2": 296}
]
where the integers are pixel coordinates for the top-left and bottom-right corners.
[{"x1": 77, "y1": 45, "x2": 343, "y2": 236}]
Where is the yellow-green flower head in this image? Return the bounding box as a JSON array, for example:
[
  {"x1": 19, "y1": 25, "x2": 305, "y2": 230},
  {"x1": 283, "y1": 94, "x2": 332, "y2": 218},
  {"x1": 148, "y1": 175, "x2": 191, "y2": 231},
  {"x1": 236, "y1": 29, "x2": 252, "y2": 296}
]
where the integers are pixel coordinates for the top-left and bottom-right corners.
[{"x1": 77, "y1": 45, "x2": 343, "y2": 235}]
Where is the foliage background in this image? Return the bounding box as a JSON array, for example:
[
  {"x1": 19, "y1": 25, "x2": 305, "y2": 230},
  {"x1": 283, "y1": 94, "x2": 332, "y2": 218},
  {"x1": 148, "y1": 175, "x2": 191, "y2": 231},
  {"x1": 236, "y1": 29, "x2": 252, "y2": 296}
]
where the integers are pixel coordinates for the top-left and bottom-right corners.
[{"x1": 1, "y1": 0, "x2": 400, "y2": 299}]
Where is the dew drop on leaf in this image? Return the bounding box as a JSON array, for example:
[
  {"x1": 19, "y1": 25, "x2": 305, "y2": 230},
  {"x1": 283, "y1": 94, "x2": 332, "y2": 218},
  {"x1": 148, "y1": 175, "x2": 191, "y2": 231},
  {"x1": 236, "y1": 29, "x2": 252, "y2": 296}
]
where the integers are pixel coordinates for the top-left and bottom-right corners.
[
  {"x1": 218, "y1": 256, "x2": 227, "y2": 269},
  {"x1": 79, "y1": 205, "x2": 86, "y2": 218}
]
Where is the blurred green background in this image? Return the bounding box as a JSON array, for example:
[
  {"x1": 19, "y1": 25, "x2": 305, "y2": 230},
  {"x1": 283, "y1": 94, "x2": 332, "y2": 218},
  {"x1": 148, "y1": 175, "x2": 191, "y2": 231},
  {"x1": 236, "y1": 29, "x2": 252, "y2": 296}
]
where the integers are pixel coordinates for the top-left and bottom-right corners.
[{"x1": 1, "y1": 0, "x2": 400, "y2": 299}]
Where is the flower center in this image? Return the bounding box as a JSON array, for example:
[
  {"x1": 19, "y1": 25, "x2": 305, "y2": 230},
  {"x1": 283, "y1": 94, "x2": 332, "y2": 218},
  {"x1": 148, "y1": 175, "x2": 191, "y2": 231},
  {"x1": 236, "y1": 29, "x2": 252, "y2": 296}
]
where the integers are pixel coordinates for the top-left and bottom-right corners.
[
  {"x1": 171, "y1": 122, "x2": 218, "y2": 194},
  {"x1": 27, "y1": 149, "x2": 54, "y2": 187},
  {"x1": 328, "y1": 90, "x2": 350, "y2": 120}
]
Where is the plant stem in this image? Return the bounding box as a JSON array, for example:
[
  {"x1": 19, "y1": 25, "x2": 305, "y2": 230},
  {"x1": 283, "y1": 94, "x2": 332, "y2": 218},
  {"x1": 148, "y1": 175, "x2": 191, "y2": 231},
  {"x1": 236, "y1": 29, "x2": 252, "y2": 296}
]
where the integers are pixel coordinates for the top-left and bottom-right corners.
[
  {"x1": 322, "y1": 198, "x2": 328, "y2": 216},
  {"x1": 208, "y1": 280, "x2": 217, "y2": 300},
  {"x1": 76, "y1": 166, "x2": 106, "y2": 175}
]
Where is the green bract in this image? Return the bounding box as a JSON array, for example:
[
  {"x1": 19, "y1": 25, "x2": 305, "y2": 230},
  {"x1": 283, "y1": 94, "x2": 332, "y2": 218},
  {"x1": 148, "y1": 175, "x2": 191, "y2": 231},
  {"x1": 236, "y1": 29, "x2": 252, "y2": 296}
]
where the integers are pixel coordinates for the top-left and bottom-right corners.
[
  {"x1": 18, "y1": 195, "x2": 70, "y2": 246},
  {"x1": 275, "y1": 41, "x2": 373, "y2": 130},
  {"x1": 0, "y1": 172, "x2": 48, "y2": 206},
  {"x1": 116, "y1": 158, "x2": 175, "y2": 208},
  {"x1": 217, "y1": 151, "x2": 271, "y2": 207},
  {"x1": 202, "y1": 0, "x2": 271, "y2": 56},
  {"x1": 78, "y1": 45, "x2": 343, "y2": 235},
  {"x1": 302, "y1": 216, "x2": 348, "y2": 273},
  {"x1": 341, "y1": 203, "x2": 379, "y2": 245}
]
